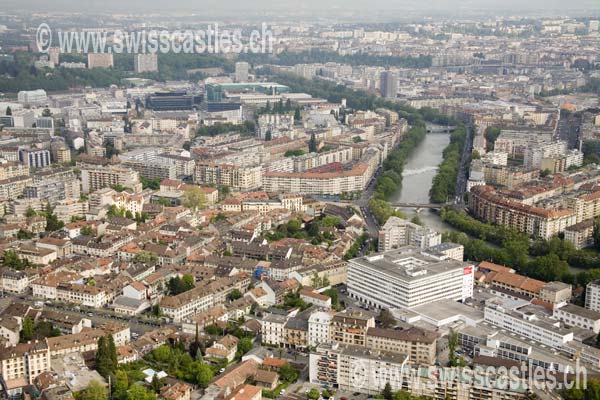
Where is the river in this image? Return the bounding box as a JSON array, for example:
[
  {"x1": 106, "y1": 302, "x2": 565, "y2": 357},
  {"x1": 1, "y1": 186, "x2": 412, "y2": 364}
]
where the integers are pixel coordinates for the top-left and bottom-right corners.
[{"x1": 391, "y1": 132, "x2": 455, "y2": 233}]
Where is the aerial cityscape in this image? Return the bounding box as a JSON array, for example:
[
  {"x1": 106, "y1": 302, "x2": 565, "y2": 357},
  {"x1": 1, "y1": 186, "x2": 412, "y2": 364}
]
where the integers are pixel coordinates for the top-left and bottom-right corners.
[{"x1": 0, "y1": 2, "x2": 600, "y2": 400}]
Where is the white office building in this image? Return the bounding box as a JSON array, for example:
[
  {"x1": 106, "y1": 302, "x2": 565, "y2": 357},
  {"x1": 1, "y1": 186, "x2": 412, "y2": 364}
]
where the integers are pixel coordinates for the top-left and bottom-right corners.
[
  {"x1": 17, "y1": 89, "x2": 48, "y2": 105},
  {"x1": 347, "y1": 246, "x2": 474, "y2": 309},
  {"x1": 484, "y1": 302, "x2": 573, "y2": 348}
]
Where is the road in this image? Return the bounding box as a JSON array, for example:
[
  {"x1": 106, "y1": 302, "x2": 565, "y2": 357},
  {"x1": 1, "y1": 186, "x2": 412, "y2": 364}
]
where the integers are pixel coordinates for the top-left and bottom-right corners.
[
  {"x1": 352, "y1": 166, "x2": 382, "y2": 238},
  {"x1": 6, "y1": 292, "x2": 165, "y2": 335},
  {"x1": 454, "y1": 124, "x2": 474, "y2": 206}
]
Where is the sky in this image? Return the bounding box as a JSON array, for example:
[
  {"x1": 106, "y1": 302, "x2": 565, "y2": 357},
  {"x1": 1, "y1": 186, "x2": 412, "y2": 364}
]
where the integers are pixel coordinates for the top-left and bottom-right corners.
[{"x1": 3, "y1": 0, "x2": 600, "y2": 19}]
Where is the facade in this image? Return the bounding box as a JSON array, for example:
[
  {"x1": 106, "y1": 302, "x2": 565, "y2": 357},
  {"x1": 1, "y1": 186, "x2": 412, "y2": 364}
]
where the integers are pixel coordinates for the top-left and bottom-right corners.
[
  {"x1": 19, "y1": 149, "x2": 51, "y2": 169},
  {"x1": 160, "y1": 276, "x2": 249, "y2": 322},
  {"x1": 378, "y1": 216, "x2": 441, "y2": 252},
  {"x1": 484, "y1": 303, "x2": 573, "y2": 348},
  {"x1": 80, "y1": 165, "x2": 141, "y2": 193},
  {"x1": 564, "y1": 219, "x2": 595, "y2": 249},
  {"x1": 87, "y1": 53, "x2": 114, "y2": 68},
  {"x1": 261, "y1": 313, "x2": 287, "y2": 346},
  {"x1": 469, "y1": 185, "x2": 576, "y2": 239},
  {"x1": 195, "y1": 163, "x2": 262, "y2": 192},
  {"x1": 263, "y1": 162, "x2": 372, "y2": 195},
  {"x1": 0, "y1": 340, "x2": 51, "y2": 384},
  {"x1": 17, "y1": 90, "x2": 47, "y2": 104},
  {"x1": 348, "y1": 247, "x2": 474, "y2": 309},
  {"x1": 0, "y1": 270, "x2": 29, "y2": 293},
  {"x1": 366, "y1": 327, "x2": 437, "y2": 365},
  {"x1": 330, "y1": 310, "x2": 375, "y2": 346},
  {"x1": 379, "y1": 71, "x2": 398, "y2": 99},
  {"x1": 134, "y1": 54, "x2": 158, "y2": 73},
  {"x1": 554, "y1": 304, "x2": 600, "y2": 333},
  {"x1": 586, "y1": 280, "x2": 600, "y2": 313},
  {"x1": 309, "y1": 342, "x2": 528, "y2": 399},
  {"x1": 308, "y1": 310, "x2": 334, "y2": 347},
  {"x1": 235, "y1": 61, "x2": 249, "y2": 82}
]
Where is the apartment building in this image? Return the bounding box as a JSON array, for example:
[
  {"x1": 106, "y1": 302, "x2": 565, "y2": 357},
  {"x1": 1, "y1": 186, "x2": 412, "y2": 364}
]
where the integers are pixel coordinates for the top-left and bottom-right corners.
[
  {"x1": 469, "y1": 185, "x2": 576, "y2": 239},
  {"x1": 0, "y1": 270, "x2": 29, "y2": 293},
  {"x1": 195, "y1": 163, "x2": 262, "y2": 192},
  {"x1": 160, "y1": 275, "x2": 250, "y2": 322},
  {"x1": 134, "y1": 53, "x2": 158, "y2": 73},
  {"x1": 80, "y1": 165, "x2": 141, "y2": 193},
  {"x1": 263, "y1": 162, "x2": 371, "y2": 195},
  {"x1": 56, "y1": 283, "x2": 108, "y2": 308},
  {"x1": 330, "y1": 310, "x2": 374, "y2": 347},
  {"x1": 585, "y1": 280, "x2": 600, "y2": 313},
  {"x1": 348, "y1": 247, "x2": 474, "y2": 309},
  {"x1": 0, "y1": 340, "x2": 50, "y2": 384},
  {"x1": 377, "y1": 216, "x2": 441, "y2": 251},
  {"x1": 309, "y1": 342, "x2": 528, "y2": 399},
  {"x1": 260, "y1": 313, "x2": 288, "y2": 346},
  {"x1": 308, "y1": 310, "x2": 334, "y2": 347},
  {"x1": 366, "y1": 326, "x2": 437, "y2": 365},
  {"x1": 87, "y1": 53, "x2": 114, "y2": 69}
]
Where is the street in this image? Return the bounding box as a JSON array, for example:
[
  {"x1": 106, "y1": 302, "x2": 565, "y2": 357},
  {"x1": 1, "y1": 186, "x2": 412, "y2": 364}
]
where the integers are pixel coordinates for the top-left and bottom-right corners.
[{"x1": 5, "y1": 292, "x2": 164, "y2": 335}]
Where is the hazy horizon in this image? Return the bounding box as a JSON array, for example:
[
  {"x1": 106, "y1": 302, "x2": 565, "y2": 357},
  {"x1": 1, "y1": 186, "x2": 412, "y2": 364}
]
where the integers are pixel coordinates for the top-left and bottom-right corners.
[{"x1": 2, "y1": 0, "x2": 600, "y2": 20}]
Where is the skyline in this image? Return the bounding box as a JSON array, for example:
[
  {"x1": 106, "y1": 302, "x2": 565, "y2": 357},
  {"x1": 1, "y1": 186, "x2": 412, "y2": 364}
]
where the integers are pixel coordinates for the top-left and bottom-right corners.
[{"x1": 2, "y1": 0, "x2": 600, "y2": 20}]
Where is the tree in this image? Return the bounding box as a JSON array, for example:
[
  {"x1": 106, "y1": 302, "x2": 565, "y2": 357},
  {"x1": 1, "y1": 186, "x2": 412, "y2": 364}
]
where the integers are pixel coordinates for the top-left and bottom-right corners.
[
  {"x1": 382, "y1": 382, "x2": 393, "y2": 400},
  {"x1": 279, "y1": 363, "x2": 298, "y2": 383},
  {"x1": 196, "y1": 363, "x2": 214, "y2": 388},
  {"x1": 294, "y1": 107, "x2": 301, "y2": 122},
  {"x1": 20, "y1": 317, "x2": 34, "y2": 342},
  {"x1": 540, "y1": 168, "x2": 552, "y2": 177},
  {"x1": 307, "y1": 388, "x2": 320, "y2": 400},
  {"x1": 79, "y1": 381, "x2": 107, "y2": 400},
  {"x1": 151, "y1": 304, "x2": 163, "y2": 317},
  {"x1": 106, "y1": 334, "x2": 118, "y2": 374},
  {"x1": 308, "y1": 132, "x2": 317, "y2": 153},
  {"x1": 150, "y1": 374, "x2": 162, "y2": 393},
  {"x1": 287, "y1": 219, "x2": 301, "y2": 235},
  {"x1": 5, "y1": 106, "x2": 11, "y2": 116},
  {"x1": 411, "y1": 215, "x2": 423, "y2": 226},
  {"x1": 113, "y1": 370, "x2": 129, "y2": 400},
  {"x1": 45, "y1": 203, "x2": 64, "y2": 232},
  {"x1": 182, "y1": 186, "x2": 207, "y2": 212},
  {"x1": 167, "y1": 275, "x2": 195, "y2": 295},
  {"x1": 95, "y1": 335, "x2": 116, "y2": 379},
  {"x1": 227, "y1": 289, "x2": 242, "y2": 301},
  {"x1": 594, "y1": 217, "x2": 600, "y2": 251},
  {"x1": 25, "y1": 207, "x2": 37, "y2": 217},
  {"x1": 81, "y1": 225, "x2": 93, "y2": 236},
  {"x1": 181, "y1": 274, "x2": 195, "y2": 290},
  {"x1": 378, "y1": 309, "x2": 396, "y2": 329},
  {"x1": 237, "y1": 337, "x2": 253, "y2": 357},
  {"x1": 3, "y1": 250, "x2": 30, "y2": 270},
  {"x1": 133, "y1": 250, "x2": 158, "y2": 264},
  {"x1": 126, "y1": 384, "x2": 156, "y2": 400}
]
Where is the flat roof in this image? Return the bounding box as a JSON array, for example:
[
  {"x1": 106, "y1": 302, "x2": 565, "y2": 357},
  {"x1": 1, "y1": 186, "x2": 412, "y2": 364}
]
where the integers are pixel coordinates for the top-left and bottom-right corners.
[
  {"x1": 410, "y1": 299, "x2": 485, "y2": 323},
  {"x1": 350, "y1": 246, "x2": 469, "y2": 282}
]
